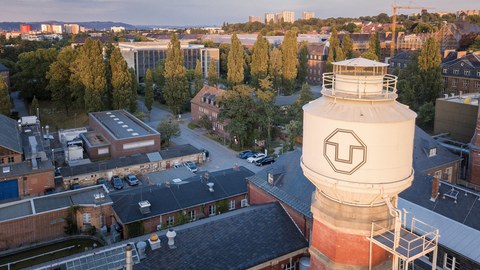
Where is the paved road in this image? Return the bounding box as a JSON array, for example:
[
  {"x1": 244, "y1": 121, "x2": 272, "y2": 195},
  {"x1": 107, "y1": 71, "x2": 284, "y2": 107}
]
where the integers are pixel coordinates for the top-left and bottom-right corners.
[{"x1": 138, "y1": 101, "x2": 263, "y2": 174}]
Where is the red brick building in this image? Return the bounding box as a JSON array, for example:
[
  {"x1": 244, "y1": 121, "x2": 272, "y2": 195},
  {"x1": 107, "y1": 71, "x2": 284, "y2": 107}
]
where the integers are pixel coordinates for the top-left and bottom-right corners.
[
  {"x1": 442, "y1": 52, "x2": 480, "y2": 95},
  {"x1": 87, "y1": 110, "x2": 161, "y2": 159},
  {"x1": 191, "y1": 85, "x2": 226, "y2": 137},
  {"x1": 306, "y1": 43, "x2": 328, "y2": 84},
  {"x1": 0, "y1": 185, "x2": 113, "y2": 250}
]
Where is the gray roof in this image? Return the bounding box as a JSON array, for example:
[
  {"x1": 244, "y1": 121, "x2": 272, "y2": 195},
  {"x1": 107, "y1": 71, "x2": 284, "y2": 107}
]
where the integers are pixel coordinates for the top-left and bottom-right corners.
[
  {"x1": 134, "y1": 203, "x2": 308, "y2": 270},
  {"x1": 247, "y1": 149, "x2": 316, "y2": 218},
  {"x1": 147, "y1": 167, "x2": 195, "y2": 186},
  {"x1": 90, "y1": 110, "x2": 159, "y2": 140},
  {"x1": 0, "y1": 114, "x2": 22, "y2": 154},
  {"x1": 413, "y1": 126, "x2": 462, "y2": 172},
  {"x1": 158, "y1": 144, "x2": 202, "y2": 160},
  {"x1": 0, "y1": 159, "x2": 54, "y2": 179},
  {"x1": 0, "y1": 185, "x2": 111, "y2": 223},
  {"x1": 110, "y1": 166, "x2": 254, "y2": 224}
]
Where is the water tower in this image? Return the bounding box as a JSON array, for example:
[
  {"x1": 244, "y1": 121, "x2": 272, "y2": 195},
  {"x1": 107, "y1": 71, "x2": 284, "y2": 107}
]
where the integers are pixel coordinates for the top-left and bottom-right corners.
[{"x1": 302, "y1": 58, "x2": 439, "y2": 270}]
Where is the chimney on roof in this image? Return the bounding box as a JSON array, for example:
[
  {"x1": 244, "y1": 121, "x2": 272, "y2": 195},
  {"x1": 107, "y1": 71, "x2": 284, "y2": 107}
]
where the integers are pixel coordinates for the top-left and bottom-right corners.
[
  {"x1": 430, "y1": 177, "x2": 440, "y2": 202},
  {"x1": 125, "y1": 244, "x2": 133, "y2": 270},
  {"x1": 207, "y1": 182, "x2": 214, "y2": 192},
  {"x1": 166, "y1": 229, "x2": 177, "y2": 249},
  {"x1": 457, "y1": 51, "x2": 466, "y2": 59},
  {"x1": 139, "y1": 200, "x2": 151, "y2": 214}
]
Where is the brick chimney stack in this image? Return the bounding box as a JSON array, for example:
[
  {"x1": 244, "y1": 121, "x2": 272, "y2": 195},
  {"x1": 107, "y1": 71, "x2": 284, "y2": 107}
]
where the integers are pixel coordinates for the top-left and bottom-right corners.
[
  {"x1": 430, "y1": 177, "x2": 440, "y2": 202},
  {"x1": 468, "y1": 106, "x2": 480, "y2": 187}
]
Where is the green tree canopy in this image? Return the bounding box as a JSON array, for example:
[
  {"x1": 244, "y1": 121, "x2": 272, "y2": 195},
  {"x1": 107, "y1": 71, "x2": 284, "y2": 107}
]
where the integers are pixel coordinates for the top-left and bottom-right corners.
[
  {"x1": 250, "y1": 33, "x2": 270, "y2": 87},
  {"x1": 268, "y1": 47, "x2": 283, "y2": 94},
  {"x1": 46, "y1": 46, "x2": 78, "y2": 113},
  {"x1": 144, "y1": 69, "x2": 154, "y2": 113},
  {"x1": 129, "y1": 68, "x2": 138, "y2": 113},
  {"x1": 110, "y1": 47, "x2": 133, "y2": 110},
  {"x1": 297, "y1": 41, "x2": 308, "y2": 86},
  {"x1": 193, "y1": 59, "x2": 204, "y2": 95},
  {"x1": 342, "y1": 33, "x2": 354, "y2": 59},
  {"x1": 367, "y1": 32, "x2": 381, "y2": 61},
  {"x1": 163, "y1": 34, "x2": 190, "y2": 115},
  {"x1": 207, "y1": 60, "x2": 218, "y2": 86},
  {"x1": 0, "y1": 76, "x2": 11, "y2": 116},
  {"x1": 326, "y1": 28, "x2": 345, "y2": 72},
  {"x1": 29, "y1": 95, "x2": 39, "y2": 116},
  {"x1": 227, "y1": 34, "x2": 245, "y2": 86},
  {"x1": 157, "y1": 119, "x2": 181, "y2": 146},
  {"x1": 74, "y1": 38, "x2": 106, "y2": 112},
  {"x1": 281, "y1": 30, "x2": 298, "y2": 95}
]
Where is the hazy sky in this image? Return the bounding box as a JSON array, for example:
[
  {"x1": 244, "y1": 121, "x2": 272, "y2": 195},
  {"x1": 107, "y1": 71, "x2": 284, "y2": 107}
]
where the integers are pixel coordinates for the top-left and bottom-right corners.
[{"x1": 0, "y1": 0, "x2": 477, "y2": 26}]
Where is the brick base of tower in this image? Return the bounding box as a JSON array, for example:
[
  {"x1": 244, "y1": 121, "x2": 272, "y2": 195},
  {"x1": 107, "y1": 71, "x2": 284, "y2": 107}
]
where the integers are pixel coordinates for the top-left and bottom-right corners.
[
  {"x1": 309, "y1": 191, "x2": 393, "y2": 270},
  {"x1": 468, "y1": 145, "x2": 480, "y2": 187}
]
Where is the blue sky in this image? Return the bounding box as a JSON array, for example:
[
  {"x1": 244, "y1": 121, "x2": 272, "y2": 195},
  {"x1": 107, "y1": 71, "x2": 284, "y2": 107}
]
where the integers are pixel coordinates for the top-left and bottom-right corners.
[{"x1": 0, "y1": 0, "x2": 477, "y2": 26}]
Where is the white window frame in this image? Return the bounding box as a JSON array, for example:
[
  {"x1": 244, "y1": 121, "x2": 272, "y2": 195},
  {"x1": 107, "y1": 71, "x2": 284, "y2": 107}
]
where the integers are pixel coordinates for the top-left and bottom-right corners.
[
  {"x1": 82, "y1": 213, "x2": 91, "y2": 225},
  {"x1": 208, "y1": 205, "x2": 216, "y2": 216},
  {"x1": 443, "y1": 68, "x2": 447, "y2": 74},
  {"x1": 464, "y1": 70, "x2": 470, "y2": 76},
  {"x1": 443, "y1": 253, "x2": 460, "y2": 270},
  {"x1": 167, "y1": 216, "x2": 175, "y2": 226},
  {"x1": 476, "y1": 81, "x2": 480, "y2": 89},
  {"x1": 453, "y1": 69, "x2": 459, "y2": 75},
  {"x1": 445, "y1": 167, "x2": 453, "y2": 182},
  {"x1": 228, "y1": 200, "x2": 236, "y2": 210},
  {"x1": 187, "y1": 210, "x2": 196, "y2": 221},
  {"x1": 429, "y1": 148, "x2": 437, "y2": 157},
  {"x1": 283, "y1": 262, "x2": 295, "y2": 270},
  {"x1": 434, "y1": 170, "x2": 442, "y2": 180}
]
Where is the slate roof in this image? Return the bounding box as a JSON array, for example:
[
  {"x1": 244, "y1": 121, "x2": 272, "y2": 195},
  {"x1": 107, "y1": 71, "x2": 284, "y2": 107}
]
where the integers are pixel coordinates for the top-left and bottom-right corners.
[
  {"x1": 110, "y1": 166, "x2": 254, "y2": 224},
  {"x1": 0, "y1": 114, "x2": 22, "y2": 154},
  {"x1": 134, "y1": 203, "x2": 308, "y2": 270},
  {"x1": 413, "y1": 126, "x2": 462, "y2": 173},
  {"x1": 190, "y1": 85, "x2": 225, "y2": 107},
  {"x1": 158, "y1": 144, "x2": 202, "y2": 160},
  {"x1": 0, "y1": 159, "x2": 53, "y2": 179},
  {"x1": 247, "y1": 149, "x2": 315, "y2": 218},
  {"x1": 443, "y1": 52, "x2": 480, "y2": 69},
  {"x1": 147, "y1": 167, "x2": 195, "y2": 186},
  {"x1": 0, "y1": 185, "x2": 111, "y2": 223}
]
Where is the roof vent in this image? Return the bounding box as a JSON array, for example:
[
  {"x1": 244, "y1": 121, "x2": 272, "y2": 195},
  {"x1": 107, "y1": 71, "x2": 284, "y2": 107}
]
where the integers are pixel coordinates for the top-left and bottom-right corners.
[
  {"x1": 2, "y1": 166, "x2": 10, "y2": 173},
  {"x1": 94, "y1": 193, "x2": 105, "y2": 201},
  {"x1": 106, "y1": 112, "x2": 112, "y2": 115},
  {"x1": 132, "y1": 133, "x2": 139, "y2": 136},
  {"x1": 109, "y1": 115, "x2": 115, "y2": 118},
  {"x1": 122, "y1": 125, "x2": 128, "y2": 128},
  {"x1": 113, "y1": 118, "x2": 119, "y2": 121},
  {"x1": 139, "y1": 200, "x2": 151, "y2": 214},
  {"x1": 207, "y1": 182, "x2": 214, "y2": 192},
  {"x1": 118, "y1": 121, "x2": 124, "y2": 124},
  {"x1": 166, "y1": 229, "x2": 177, "y2": 249},
  {"x1": 127, "y1": 128, "x2": 134, "y2": 132}
]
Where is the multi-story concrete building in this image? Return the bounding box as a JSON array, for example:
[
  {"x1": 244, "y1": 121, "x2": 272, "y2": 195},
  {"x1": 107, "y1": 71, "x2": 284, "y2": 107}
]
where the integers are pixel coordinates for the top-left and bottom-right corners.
[
  {"x1": 52, "y1": 24, "x2": 62, "y2": 34},
  {"x1": 302, "y1": 11, "x2": 315, "y2": 20},
  {"x1": 19, "y1": 24, "x2": 31, "y2": 33},
  {"x1": 64, "y1": 24, "x2": 80, "y2": 34},
  {"x1": 264, "y1": 13, "x2": 275, "y2": 24},
  {"x1": 40, "y1": 24, "x2": 52, "y2": 33},
  {"x1": 111, "y1": 26, "x2": 125, "y2": 33},
  {"x1": 248, "y1": 16, "x2": 261, "y2": 23},
  {"x1": 119, "y1": 42, "x2": 219, "y2": 82},
  {"x1": 280, "y1": 11, "x2": 295, "y2": 23},
  {"x1": 86, "y1": 110, "x2": 161, "y2": 160},
  {"x1": 442, "y1": 52, "x2": 480, "y2": 95}
]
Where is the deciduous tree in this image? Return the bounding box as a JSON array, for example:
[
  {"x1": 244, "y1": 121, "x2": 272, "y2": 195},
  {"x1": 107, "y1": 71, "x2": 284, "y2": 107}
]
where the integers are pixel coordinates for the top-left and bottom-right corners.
[
  {"x1": 281, "y1": 30, "x2": 298, "y2": 95},
  {"x1": 144, "y1": 69, "x2": 154, "y2": 113},
  {"x1": 157, "y1": 119, "x2": 181, "y2": 146},
  {"x1": 250, "y1": 33, "x2": 269, "y2": 87},
  {"x1": 207, "y1": 60, "x2": 218, "y2": 86},
  {"x1": 46, "y1": 47, "x2": 78, "y2": 113},
  {"x1": 326, "y1": 28, "x2": 345, "y2": 72},
  {"x1": 342, "y1": 33, "x2": 354, "y2": 59},
  {"x1": 30, "y1": 95, "x2": 39, "y2": 116},
  {"x1": 227, "y1": 34, "x2": 244, "y2": 86},
  {"x1": 269, "y1": 48, "x2": 283, "y2": 94},
  {"x1": 163, "y1": 34, "x2": 190, "y2": 115},
  {"x1": 110, "y1": 47, "x2": 132, "y2": 110},
  {"x1": 129, "y1": 68, "x2": 138, "y2": 113},
  {"x1": 0, "y1": 76, "x2": 11, "y2": 116},
  {"x1": 296, "y1": 41, "x2": 308, "y2": 86},
  {"x1": 193, "y1": 59, "x2": 203, "y2": 95}
]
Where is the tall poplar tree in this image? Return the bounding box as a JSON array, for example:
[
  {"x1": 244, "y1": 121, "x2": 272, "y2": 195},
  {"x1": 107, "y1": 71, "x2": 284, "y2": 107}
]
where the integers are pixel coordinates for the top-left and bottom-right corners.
[
  {"x1": 342, "y1": 33, "x2": 354, "y2": 59},
  {"x1": 74, "y1": 38, "x2": 106, "y2": 112},
  {"x1": 30, "y1": 96, "x2": 39, "y2": 116},
  {"x1": 163, "y1": 34, "x2": 189, "y2": 115},
  {"x1": 207, "y1": 60, "x2": 218, "y2": 86},
  {"x1": 269, "y1": 47, "x2": 283, "y2": 94},
  {"x1": 281, "y1": 30, "x2": 298, "y2": 95},
  {"x1": 129, "y1": 68, "x2": 138, "y2": 113},
  {"x1": 193, "y1": 59, "x2": 203, "y2": 95},
  {"x1": 47, "y1": 46, "x2": 78, "y2": 113},
  {"x1": 417, "y1": 37, "x2": 442, "y2": 106},
  {"x1": 365, "y1": 32, "x2": 381, "y2": 61},
  {"x1": 297, "y1": 41, "x2": 308, "y2": 86},
  {"x1": 144, "y1": 69, "x2": 154, "y2": 113},
  {"x1": 0, "y1": 76, "x2": 11, "y2": 116},
  {"x1": 326, "y1": 28, "x2": 345, "y2": 72},
  {"x1": 250, "y1": 33, "x2": 269, "y2": 87},
  {"x1": 227, "y1": 33, "x2": 244, "y2": 87},
  {"x1": 110, "y1": 47, "x2": 132, "y2": 110}
]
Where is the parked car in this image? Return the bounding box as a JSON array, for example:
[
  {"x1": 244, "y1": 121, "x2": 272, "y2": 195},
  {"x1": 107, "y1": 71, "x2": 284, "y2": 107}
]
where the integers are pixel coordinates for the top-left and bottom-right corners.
[
  {"x1": 255, "y1": 156, "x2": 276, "y2": 166},
  {"x1": 70, "y1": 183, "x2": 81, "y2": 190},
  {"x1": 247, "y1": 153, "x2": 266, "y2": 163},
  {"x1": 240, "y1": 151, "x2": 257, "y2": 159},
  {"x1": 239, "y1": 150, "x2": 252, "y2": 158},
  {"x1": 173, "y1": 162, "x2": 183, "y2": 168},
  {"x1": 184, "y1": 161, "x2": 198, "y2": 173},
  {"x1": 124, "y1": 175, "x2": 140, "y2": 186},
  {"x1": 97, "y1": 178, "x2": 107, "y2": 187},
  {"x1": 111, "y1": 175, "x2": 124, "y2": 190}
]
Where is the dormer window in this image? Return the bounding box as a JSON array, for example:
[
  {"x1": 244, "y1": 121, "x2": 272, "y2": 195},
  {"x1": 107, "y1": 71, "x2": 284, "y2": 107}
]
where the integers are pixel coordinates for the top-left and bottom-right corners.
[
  {"x1": 268, "y1": 173, "x2": 274, "y2": 185},
  {"x1": 465, "y1": 70, "x2": 470, "y2": 76},
  {"x1": 453, "y1": 69, "x2": 459, "y2": 75},
  {"x1": 429, "y1": 148, "x2": 437, "y2": 157},
  {"x1": 443, "y1": 68, "x2": 447, "y2": 74}
]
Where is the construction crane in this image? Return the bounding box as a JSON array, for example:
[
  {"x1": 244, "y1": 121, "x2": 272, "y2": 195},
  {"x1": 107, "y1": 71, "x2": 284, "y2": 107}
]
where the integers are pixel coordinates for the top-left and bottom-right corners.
[{"x1": 390, "y1": 0, "x2": 435, "y2": 58}]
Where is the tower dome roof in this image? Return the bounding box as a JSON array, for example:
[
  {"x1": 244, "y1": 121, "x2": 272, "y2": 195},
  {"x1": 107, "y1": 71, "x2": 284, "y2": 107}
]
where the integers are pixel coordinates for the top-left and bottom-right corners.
[{"x1": 333, "y1": 57, "x2": 389, "y2": 67}]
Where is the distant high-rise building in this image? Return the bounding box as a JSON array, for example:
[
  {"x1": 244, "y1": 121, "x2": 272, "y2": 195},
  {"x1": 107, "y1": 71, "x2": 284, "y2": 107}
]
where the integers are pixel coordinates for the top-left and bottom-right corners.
[
  {"x1": 19, "y1": 24, "x2": 31, "y2": 33},
  {"x1": 248, "y1": 16, "x2": 261, "y2": 23},
  {"x1": 302, "y1": 11, "x2": 315, "y2": 20},
  {"x1": 265, "y1": 13, "x2": 275, "y2": 24},
  {"x1": 64, "y1": 24, "x2": 80, "y2": 34},
  {"x1": 280, "y1": 11, "x2": 295, "y2": 23},
  {"x1": 52, "y1": 24, "x2": 63, "y2": 34},
  {"x1": 111, "y1": 26, "x2": 125, "y2": 33}
]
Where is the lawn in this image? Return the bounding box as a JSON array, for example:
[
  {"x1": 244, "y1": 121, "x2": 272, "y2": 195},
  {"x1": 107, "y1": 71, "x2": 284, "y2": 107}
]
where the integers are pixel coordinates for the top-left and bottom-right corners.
[
  {"x1": 0, "y1": 238, "x2": 103, "y2": 270},
  {"x1": 36, "y1": 100, "x2": 89, "y2": 132}
]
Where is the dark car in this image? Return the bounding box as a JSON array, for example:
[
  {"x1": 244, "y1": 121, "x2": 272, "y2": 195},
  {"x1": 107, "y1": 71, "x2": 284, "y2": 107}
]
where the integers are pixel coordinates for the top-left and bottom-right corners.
[
  {"x1": 239, "y1": 151, "x2": 257, "y2": 159},
  {"x1": 124, "y1": 175, "x2": 140, "y2": 186},
  {"x1": 70, "y1": 183, "x2": 82, "y2": 190},
  {"x1": 111, "y1": 175, "x2": 124, "y2": 190},
  {"x1": 97, "y1": 178, "x2": 107, "y2": 187},
  {"x1": 255, "y1": 156, "x2": 275, "y2": 166}
]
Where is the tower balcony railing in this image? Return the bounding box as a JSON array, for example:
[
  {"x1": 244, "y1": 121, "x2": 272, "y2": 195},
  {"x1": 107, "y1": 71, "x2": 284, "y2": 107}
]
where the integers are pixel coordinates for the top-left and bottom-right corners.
[
  {"x1": 322, "y1": 72, "x2": 398, "y2": 100},
  {"x1": 369, "y1": 217, "x2": 439, "y2": 263}
]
